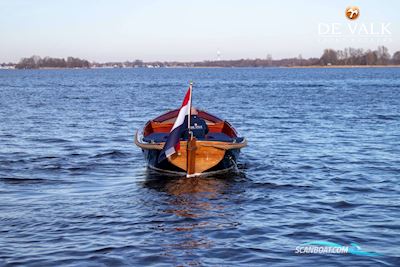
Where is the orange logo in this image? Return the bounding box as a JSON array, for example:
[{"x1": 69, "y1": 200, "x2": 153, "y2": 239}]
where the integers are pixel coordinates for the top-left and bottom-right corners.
[{"x1": 346, "y1": 6, "x2": 360, "y2": 20}]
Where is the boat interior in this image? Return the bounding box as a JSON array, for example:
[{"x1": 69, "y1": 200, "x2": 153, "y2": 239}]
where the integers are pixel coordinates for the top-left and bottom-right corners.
[{"x1": 142, "y1": 109, "x2": 244, "y2": 143}]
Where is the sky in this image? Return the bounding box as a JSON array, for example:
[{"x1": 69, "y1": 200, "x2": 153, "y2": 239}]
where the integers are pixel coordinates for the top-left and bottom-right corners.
[{"x1": 0, "y1": 0, "x2": 399, "y2": 62}]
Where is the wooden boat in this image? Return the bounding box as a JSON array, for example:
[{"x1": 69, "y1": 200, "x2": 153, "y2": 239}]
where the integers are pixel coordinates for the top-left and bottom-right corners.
[{"x1": 135, "y1": 108, "x2": 247, "y2": 176}]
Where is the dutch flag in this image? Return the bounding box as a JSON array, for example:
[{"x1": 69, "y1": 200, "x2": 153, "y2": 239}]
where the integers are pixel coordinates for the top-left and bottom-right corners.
[{"x1": 158, "y1": 85, "x2": 192, "y2": 163}]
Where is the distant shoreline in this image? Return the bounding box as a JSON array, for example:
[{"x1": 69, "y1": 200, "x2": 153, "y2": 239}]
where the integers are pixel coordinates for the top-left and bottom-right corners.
[
  {"x1": 286, "y1": 65, "x2": 400, "y2": 69},
  {"x1": 2, "y1": 65, "x2": 400, "y2": 70},
  {"x1": 5, "y1": 46, "x2": 400, "y2": 69}
]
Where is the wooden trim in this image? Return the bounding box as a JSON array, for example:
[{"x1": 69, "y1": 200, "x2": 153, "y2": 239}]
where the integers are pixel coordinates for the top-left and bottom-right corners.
[
  {"x1": 150, "y1": 122, "x2": 174, "y2": 133},
  {"x1": 222, "y1": 121, "x2": 238, "y2": 137},
  {"x1": 200, "y1": 139, "x2": 247, "y2": 150},
  {"x1": 186, "y1": 137, "x2": 197, "y2": 175},
  {"x1": 135, "y1": 130, "x2": 247, "y2": 151},
  {"x1": 134, "y1": 131, "x2": 164, "y2": 150},
  {"x1": 207, "y1": 122, "x2": 224, "y2": 133}
]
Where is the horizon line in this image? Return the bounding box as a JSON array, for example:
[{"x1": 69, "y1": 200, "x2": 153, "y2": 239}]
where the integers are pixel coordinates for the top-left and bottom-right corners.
[{"x1": 2, "y1": 46, "x2": 399, "y2": 65}]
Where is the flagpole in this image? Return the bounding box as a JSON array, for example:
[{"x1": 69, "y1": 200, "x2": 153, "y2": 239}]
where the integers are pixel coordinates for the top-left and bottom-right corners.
[
  {"x1": 187, "y1": 82, "x2": 193, "y2": 136},
  {"x1": 186, "y1": 82, "x2": 193, "y2": 177}
]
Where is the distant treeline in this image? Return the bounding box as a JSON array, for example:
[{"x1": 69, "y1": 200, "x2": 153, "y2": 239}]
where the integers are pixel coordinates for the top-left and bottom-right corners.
[
  {"x1": 191, "y1": 46, "x2": 400, "y2": 67},
  {"x1": 319, "y1": 46, "x2": 400, "y2": 66},
  {"x1": 15, "y1": 56, "x2": 90, "y2": 69},
  {"x1": 6, "y1": 46, "x2": 400, "y2": 69}
]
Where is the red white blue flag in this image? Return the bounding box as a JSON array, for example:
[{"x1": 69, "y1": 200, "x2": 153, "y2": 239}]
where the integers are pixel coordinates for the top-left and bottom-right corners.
[{"x1": 158, "y1": 85, "x2": 192, "y2": 162}]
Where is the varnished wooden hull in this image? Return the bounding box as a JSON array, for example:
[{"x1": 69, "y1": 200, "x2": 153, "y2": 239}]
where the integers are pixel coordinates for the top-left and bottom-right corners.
[{"x1": 141, "y1": 146, "x2": 241, "y2": 176}]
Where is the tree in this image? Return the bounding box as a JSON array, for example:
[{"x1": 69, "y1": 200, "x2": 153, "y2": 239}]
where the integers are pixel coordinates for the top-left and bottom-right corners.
[
  {"x1": 392, "y1": 51, "x2": 400, "y2": 64},
  {"x1": 364, "y1": 50, "x2": 378, "y2": 65},
  {"x1": 15, "y1": 55, "x2": 89, "y2": 69},
  {"x1": 377, "y1": 46, "x2": 390, "y2": 65},
  {"x1": 66, "y1": 57, "x2": 89, "y2": 68},
  {"x1": 15, "y1": 56, "x2": 40, "y2": 69},
  {"x1": 320, "y1": 49, "x2": 338, "y2": 65}
]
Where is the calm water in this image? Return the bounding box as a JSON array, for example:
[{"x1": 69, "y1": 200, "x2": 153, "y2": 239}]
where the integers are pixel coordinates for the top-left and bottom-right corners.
[{"x1": 0, "y1": 68, "x2": 399, "y2": 266}]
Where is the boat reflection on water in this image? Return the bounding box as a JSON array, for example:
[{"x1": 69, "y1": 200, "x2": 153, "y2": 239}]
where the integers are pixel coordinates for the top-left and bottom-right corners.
[
  {"x1": 143, "y1": 170, "x2": 239, "y2": 218},
  {"x1": 142, "y1": 170, "x2": 246, "y2": 265}
]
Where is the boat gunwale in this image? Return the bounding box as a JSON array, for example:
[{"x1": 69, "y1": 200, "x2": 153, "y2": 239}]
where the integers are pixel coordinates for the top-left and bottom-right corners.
[{"x1": 134, "y1": 131, "x2": 247, "y2": 151}]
